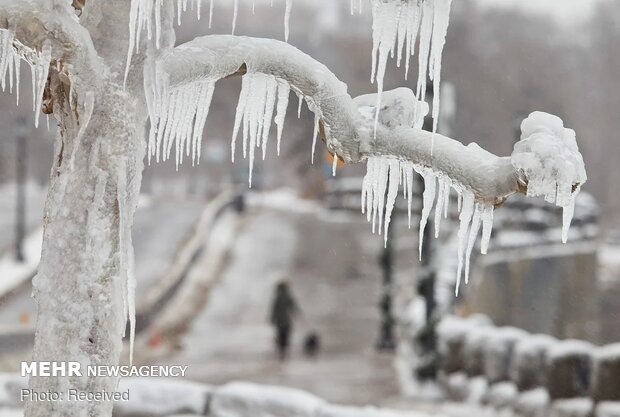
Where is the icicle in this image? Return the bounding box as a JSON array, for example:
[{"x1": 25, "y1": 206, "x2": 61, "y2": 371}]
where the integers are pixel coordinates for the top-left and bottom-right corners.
[
  {"x1": 416, "y1": 1, "x2": 433, "y2": 108},
  {"x1": 443, "y1": 181, "x2": 450, "y2": 218},
  {"x1": 274, "y1": 80, "x2": 290, "y2": 156},
  {"x1": 430, "y1": 0, "x2": 453, "y2": 137},
  {"x1": 455, "y1": 191, "x2": 474, "y2": 296},
  {"x1": 284, "y1": 0, "x2": 293, "y2": 42},
  {"x1": 401, "y1": 162, "x2": 414, "y2": 228},
  {"x1": 232, "y1": 0, "x2": 239, "y2": 34},
  {"x1": 375, "y1": 160, "x2": 389, "y2": 234},
  {"x1": 0, "y1": 33, "x2": 53, "y2": 126},
  {"x1": 209, "y1": 0, "x2": 215, "y2": 28},
  {"x1": 562, "y1": 194, "x2": 576, "y2": 244},
  {"x1": 230, "y1": 72, "x2": 288, "y2": 187},
  {"x1": 332, "y1": 152, "x2": 338, "y2": 176},
  {"x1": 231, "y1": 75, "x2": 250, "y2": 162},
  {"x1": 116, "y1": 160, "x2": 137, "y2": 365},
  {"x1": 147, "y1": 77, "x2": 216, "y2": 167},
  {"x1": 31, "y1": 43, "x2": 52, "y2": 128},
  {"x1": 261, "y1": 78, "x2": 277, "y2": 160},
  {"x1": 297, "y1": 93, "x2": 303, "y2": 118},
  {"x1": 383, "y1": 158, "x2": 401, "y2": 245},
  {"x1": 369, "y1": 0, "x2": 452, "y2": 136},
  {"x1": 434, "y1": 178, "x2": 447, "y2": 238},
  {"x1": 311, "y1": 113, "x2": 319, "y2": 164},
  {"x1": 0, "y1": 29, "x2": 14, "y2": 92},
  {"x1": 70, "y1": 92, "x2": 95, "y2": 170},
  {"x1": 14, "y1": 55, "x2": 20, "y2": 106},
  {"x1": 418, "y1": 168, "x2": 436, "y2": 260},
  {"x1": 464, "y1": 203, "x2": 482, "y2": 285},
  {"x1": 362, "y1": 156, "x2": 393, "y2": 236},
  {"x1": 125, "y1": 0, "x2": 140, "y2": 88},
  {"x1": 480, "y1": 203, "x2": 494, "y2": 254},
  {"x1": 370, "y1": 0, "x2": 400, "y2": 136}
]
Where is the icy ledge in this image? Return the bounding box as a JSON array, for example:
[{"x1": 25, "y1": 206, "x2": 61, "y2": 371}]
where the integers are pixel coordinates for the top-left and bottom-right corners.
[{"x1": 147, "y1": 35, "x2": 586, "y2": 294}]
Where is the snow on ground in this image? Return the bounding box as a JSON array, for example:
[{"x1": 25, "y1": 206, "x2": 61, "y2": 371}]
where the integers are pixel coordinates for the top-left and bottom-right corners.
[
  {"x1": 0, "y1": 228, "x2": 41, "y2": 301},
  {"x1": 160, "y1": 204, "x2": 403, "y2": 406},
  {"x1": 0, "y1": 182, "x2": 45, "y2": 254},
  {"x1": 0, "y1": 197, "x2": 208, "y2": 358}
]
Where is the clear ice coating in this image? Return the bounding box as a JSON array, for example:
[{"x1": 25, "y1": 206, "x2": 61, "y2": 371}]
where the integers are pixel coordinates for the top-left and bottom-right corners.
[
  {"x1": 230, "y1": 72, "x2": 294, "y2": 187},
  {"x1": 146, "y1": 70, "x2": 216, "y2": 168},
  {"x1": 370, "y1": 0, "x2": 453, "y2": 138},
  {"x1": 0, "y1": 29, "x2": 51, "y2": 128},
  {"x1": 362, "y1": 156, "x2": 495, "y2": 296}
]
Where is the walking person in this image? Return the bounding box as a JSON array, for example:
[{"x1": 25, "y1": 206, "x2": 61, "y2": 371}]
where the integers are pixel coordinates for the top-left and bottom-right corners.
[{"x1": 269, "y1": 281, "x2": 299, "y2": 360}]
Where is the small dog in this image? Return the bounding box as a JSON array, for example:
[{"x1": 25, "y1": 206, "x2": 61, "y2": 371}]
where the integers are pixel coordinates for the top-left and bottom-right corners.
[{"x1": 303, "y1": 332, "x2": 321, "y2": 358}]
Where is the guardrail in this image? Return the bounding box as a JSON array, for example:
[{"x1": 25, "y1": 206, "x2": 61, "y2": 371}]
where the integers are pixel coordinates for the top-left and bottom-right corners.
[{"x1": 437, "y1": 316, "x2": 620, "y2": 417}]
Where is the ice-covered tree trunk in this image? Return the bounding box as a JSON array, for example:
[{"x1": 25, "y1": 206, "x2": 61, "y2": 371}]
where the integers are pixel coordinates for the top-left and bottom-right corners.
[
  {"x1": 26, "y1": 80, "x2": 145, "y2": 417},
  {"x1": 21, "y1": 1, "x2": 173, "y2": 416}
]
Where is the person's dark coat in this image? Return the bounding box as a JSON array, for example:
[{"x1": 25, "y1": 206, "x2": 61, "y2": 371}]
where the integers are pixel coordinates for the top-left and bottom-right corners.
[{"x1": 270, "y1": 282, "x2": 298, "y2": 329}]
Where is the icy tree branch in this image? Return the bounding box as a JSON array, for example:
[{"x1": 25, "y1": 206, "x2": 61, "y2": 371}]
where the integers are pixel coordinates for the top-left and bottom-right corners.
[
  {"x1": 153, "y1": 35, "x2": 537, "y2": 204},
  {"x1": 0, "y1": 0, "x2": 101, "y2": 92}
]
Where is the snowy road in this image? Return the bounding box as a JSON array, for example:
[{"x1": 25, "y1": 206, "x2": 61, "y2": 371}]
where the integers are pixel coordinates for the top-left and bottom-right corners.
[
  {"x1": 0, "y1": 197, "x2": 206, "y2": 354},
  {"x1": 162, "y1": 205, "x2": 404, "y2": 406}
]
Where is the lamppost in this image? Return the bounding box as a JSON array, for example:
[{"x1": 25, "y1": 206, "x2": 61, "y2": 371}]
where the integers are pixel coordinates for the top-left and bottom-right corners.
[
  {"x1": 376, "y1": 216, "x2": 397, "y2": 351},
  {"x1": 14, "y1": 116, "x2": 27, "y2": 263}
]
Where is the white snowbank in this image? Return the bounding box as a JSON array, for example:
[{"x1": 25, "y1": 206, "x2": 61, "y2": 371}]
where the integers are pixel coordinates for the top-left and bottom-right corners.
[
  {"x1": 210, "y1": 382, "x2": 326, "y2": 417},
  {"x1": 597, "y1": 402, "x2": 620, "y2": 417},
  {"x1": 514, "y1": 388, "x2": 550, "y2": 417},
  {"x1": 549, "y1": 398, "x2": 593, "y2": 417},
  {"x1": 548, "y1": 339, "x2": 593, "y2": 360},
  {"x1": 114, "y1": 378, "x2": 212, "y2": 416},
  {"x1": 316, "y1": 404, "x2": 438, "y2": 417}
]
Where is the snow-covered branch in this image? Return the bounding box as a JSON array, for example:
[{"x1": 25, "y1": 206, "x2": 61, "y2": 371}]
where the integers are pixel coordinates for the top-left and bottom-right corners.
[
  {"x1": 0, "y1": 0, "x2": 101, "y2": 126},
  {"x1": 148, "y1": 35, "x2": 586, "y2": 294},
  {"x1": 150, "y1": 35, "x2": 539, "y2": 203}
]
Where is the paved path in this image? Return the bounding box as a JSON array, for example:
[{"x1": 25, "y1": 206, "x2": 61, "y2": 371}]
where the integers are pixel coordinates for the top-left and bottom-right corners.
[{"x1": 164, "y1": 206, "x2": 403, "y2": 406}]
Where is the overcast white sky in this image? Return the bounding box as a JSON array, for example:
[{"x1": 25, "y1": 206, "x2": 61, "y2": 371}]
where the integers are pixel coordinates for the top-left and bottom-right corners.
[{"x1": 474, "y1": 0, "x2": 604, "y2": 23}]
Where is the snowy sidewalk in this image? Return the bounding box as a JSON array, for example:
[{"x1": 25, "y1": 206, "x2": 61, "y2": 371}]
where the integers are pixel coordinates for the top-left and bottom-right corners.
[{"x1": 162, "y1": 203, "x2": 403, "y2": 406}]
